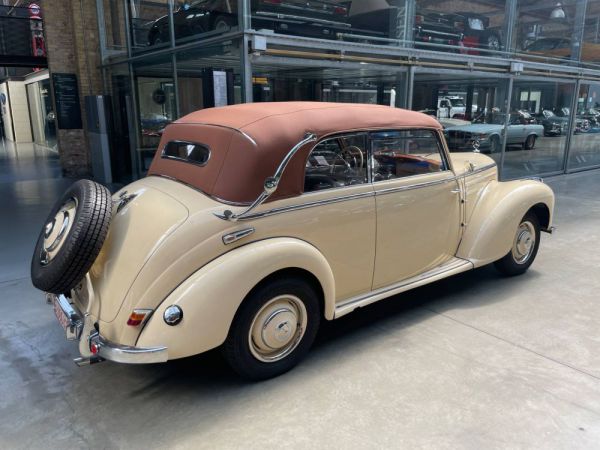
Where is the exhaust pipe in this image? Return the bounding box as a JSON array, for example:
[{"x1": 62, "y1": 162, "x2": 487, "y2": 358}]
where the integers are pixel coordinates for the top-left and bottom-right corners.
[{"x1": 73, "y1": 356, "x2": 104, "y2": 366}]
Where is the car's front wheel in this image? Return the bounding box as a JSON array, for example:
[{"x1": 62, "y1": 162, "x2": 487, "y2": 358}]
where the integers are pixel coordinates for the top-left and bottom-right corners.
[
  {"x1": 494, "y1": 211, "x2": 540, "y2": 276},
  {"x1": 223, "y1": 276, "x2": 320, "y2": 380}
]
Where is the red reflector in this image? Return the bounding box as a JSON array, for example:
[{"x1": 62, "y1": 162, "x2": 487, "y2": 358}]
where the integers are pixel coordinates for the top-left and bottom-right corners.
[{"x1": 334, "y1": 6, "x2": 347, "y2": 15}]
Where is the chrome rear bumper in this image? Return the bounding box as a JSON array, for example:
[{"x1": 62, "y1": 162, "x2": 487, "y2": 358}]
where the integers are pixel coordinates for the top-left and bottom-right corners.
[{"x1": 46, "y1": 293, "x2": 168, "y2": 365}]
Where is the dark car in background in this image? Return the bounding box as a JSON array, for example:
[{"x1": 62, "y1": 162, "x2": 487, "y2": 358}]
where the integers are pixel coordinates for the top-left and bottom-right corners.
[
  {"x1": 148, "y1": 0, "x2": 351, "y2": 45},
  {"x1": 534, "y1": 110, "x2": 566, "y2": 136},
  {"x1": 415, "y1": 10, "x2": 501, "y2": 53}
]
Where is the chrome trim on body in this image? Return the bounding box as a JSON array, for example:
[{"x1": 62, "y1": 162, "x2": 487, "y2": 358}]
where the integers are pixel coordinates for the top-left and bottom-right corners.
[
  {"x1": 465, "y1": 162, "x2": 496, "y2": 177},
  {"x1": 161, "y1": 140, "x2": 211, "y2": 167},
  {"x1": 227, "y1": 190, "x2": 376, "y2": 221},
  {"x1": 373, "y1": 175, "x2": 457, "y2": 196},
  {"x1": 49, "y1": 292, "x2": 84, "y2": 340},
  {"x1": 46, "y1": 293, "x2": 168, "y2": 365},
  {"x1": 89, "y1": 332, "x2": 168, "y2": 364},
  {"x1": 223, "y1": 227, "x2": 256, "y2": 245},
  {"x1": 335, "y1": 258, "x2": 474, "y2": 318}
]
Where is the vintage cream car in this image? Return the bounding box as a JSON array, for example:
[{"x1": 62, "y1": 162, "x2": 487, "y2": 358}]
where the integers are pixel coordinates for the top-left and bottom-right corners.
[{"x1": 31, "y1": 102, "x2": 555, "y2": 380}]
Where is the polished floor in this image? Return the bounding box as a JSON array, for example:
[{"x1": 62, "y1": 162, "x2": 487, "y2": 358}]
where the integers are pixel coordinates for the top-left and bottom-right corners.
[{"x1": 1, "y1": 140, "x2": 600, "y2": 449}]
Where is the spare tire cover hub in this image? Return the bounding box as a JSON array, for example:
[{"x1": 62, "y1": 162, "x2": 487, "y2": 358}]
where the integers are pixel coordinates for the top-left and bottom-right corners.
[{"x1": 40, "y1": 197, "x2": 78, "y2": 266}]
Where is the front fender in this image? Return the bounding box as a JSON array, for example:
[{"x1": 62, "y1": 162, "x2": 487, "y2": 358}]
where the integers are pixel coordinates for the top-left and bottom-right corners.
[
  {"x1": 136, "y1": 238, "x2": 335, "y2": 359},
  {"x1": 457, "y1": 179, "x2": 554, "y2": 267}
]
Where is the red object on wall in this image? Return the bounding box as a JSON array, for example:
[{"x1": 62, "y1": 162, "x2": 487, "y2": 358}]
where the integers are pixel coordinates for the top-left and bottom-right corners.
[{"x1": 29, "y1": 3, "x2": 46, "y2": 58}]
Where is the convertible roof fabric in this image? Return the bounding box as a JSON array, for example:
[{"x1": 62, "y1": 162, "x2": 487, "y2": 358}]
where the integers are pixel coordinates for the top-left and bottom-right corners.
[{"x1": 148, "y1": 102, "x2": 441, "y2": 204}]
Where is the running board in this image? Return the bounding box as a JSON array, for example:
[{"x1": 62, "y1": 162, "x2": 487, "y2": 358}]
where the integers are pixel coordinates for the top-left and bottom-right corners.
[{"x1": 334, "y1": 258, "x2": 474, "y2": 318}]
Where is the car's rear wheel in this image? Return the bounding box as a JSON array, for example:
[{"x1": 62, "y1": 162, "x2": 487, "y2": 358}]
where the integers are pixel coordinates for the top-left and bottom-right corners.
[
  {"x1": 494, "y1": 211, "x2": 540, "y2": 276},
  {"x1": 523, "y1": 134, "x2": 536, "y2": 150},
  {"x1": 31, "y1": 180, "x2": 112, "y2": 294},
  {"x1": 223, "y1": 277, "x2": 320, "y2": 380},
  {"x1": 213, "y1": 15, "x2": 234, "y2": 33}
]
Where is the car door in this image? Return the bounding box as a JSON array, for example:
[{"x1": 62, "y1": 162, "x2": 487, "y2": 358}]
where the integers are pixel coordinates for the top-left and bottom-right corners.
[
  {"x1": 371, "y1": 129, "x2": 462, "y2": 289},
  {"x1": 263, "y1": 132, "x2": 377, "y2": 302}
]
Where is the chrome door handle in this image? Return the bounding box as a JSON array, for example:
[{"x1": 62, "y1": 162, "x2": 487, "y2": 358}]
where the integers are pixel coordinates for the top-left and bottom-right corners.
[{"x1": 451, "y1": 188, "x2": 461, "y2": 193}]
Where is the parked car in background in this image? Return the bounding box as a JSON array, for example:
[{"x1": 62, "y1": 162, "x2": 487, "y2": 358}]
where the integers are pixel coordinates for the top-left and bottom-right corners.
[
  {"x1": 148, "y1": 0, "x2": 351, "y2": 45},
  {"x1": 446, "y1": 112, "x2": 544, "y2": 152},
  {"x1": 578, "y1": 108, "x2": 600, "y2": 128},
  {"x1": 555, "y1": 107, "x2": 590, "y2": 133},
  {"x1": 31, "y1": 103, "x2": 554, "y2": 380},
  {"x1": 437, "y1": 96, "x2": 478, "y2": 119},
  {"x1": 413, "y1": 10, "x2": 501, "y2": 52},
  {"x1": 533, "y1": 110, "x2": 566, "y2": 136},
  {"x1": 522, "y1": 37, "x2": 600, "y2": 63}
]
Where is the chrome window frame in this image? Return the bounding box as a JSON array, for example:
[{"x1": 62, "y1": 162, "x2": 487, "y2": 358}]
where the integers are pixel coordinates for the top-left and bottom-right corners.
[
  {"x1": 368, "y1": 128, "x2": 452, "y2": 184},
  {"x1": 161, "y1": 140, "x2": 212, "y2": 167},
  {"x1": 302, "y1": 132, "x2": 371, "y2": 194}
]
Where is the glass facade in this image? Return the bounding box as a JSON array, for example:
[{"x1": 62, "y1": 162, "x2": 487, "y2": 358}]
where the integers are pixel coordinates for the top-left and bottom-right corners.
[{"x1": 97, "y1": 0, "x2": 600, "y2": 183}]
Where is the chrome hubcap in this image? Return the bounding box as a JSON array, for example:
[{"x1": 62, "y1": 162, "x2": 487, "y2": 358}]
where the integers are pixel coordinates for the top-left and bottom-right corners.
[
  {"x1": 249, "y1": 295, "x2": 307, "y2": 363},
  {"x1": 40, "y1": 197, "x2": 77, "y2": 266},
  {"x1": 512, "y1": 220, "x2": 536, "y2": 264}
]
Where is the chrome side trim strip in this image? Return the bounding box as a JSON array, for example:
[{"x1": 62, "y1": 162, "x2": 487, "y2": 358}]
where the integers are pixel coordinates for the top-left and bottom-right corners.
[
  {"x1": 223, "y1": 227, "x2": 256, "y2": 245},
  {"x1": 464, "y1": 162, "x2": 497, "y2": 177},
  {"x1": 233, "y1": 190, "x2": 376, "y2": 221},
  {"x1": 334, "y1": 258, "x2": 474, "y2": 318},
  {"x1": 214, "y1": 163, "x2": 495, "y2": 222},
  {"x1": 374, "y1": 176, "x2": 457, "y2": 196}
]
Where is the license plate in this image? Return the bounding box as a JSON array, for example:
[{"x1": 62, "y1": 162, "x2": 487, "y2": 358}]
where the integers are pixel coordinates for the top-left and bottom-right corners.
[{"x1": 53, "y1": 297, "x2": 71, "y2": 332}]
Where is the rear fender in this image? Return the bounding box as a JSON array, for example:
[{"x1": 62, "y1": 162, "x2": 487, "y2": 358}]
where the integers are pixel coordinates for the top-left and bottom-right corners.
[
  {"x1": 136, "y1": 237, "x2": 335, "y2": 359},
  {"x1": 457, "y1": 179, "x2": 554, "y2": 267}
]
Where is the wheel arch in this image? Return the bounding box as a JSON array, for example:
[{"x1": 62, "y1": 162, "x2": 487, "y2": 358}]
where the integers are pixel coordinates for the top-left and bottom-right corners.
[
  {"x1": 457, "y1": 180, "x2": 554, "y2": 267},
  {"x1": 136, "y1": 237, "x2": 335, "y2": 359}
]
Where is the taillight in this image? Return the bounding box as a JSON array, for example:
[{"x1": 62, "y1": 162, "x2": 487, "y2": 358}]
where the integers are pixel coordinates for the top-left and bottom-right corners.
[
  {"x1": 334, "y1": 6, "x2": 347, "y2": 15},
  {"x1": 127, "y1": 309, "x2": 153, "y2": 326},
  {"x1": 415, "y1": 14, "x2": 424, "y2": 25}
]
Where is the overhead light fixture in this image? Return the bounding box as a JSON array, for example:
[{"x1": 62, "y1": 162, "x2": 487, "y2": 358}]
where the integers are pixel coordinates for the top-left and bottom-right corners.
[{"x1": 550, "y1": 3, "x2": 566, "y2": 19}]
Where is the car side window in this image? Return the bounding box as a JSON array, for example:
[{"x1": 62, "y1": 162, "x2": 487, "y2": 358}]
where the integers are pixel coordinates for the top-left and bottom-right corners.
[
  {"x1": 371, "y1": 129, "x2": 447, "y2": 181},
  {"x1": 304, "y1": 134, "x2": 368, "y2": 193}
]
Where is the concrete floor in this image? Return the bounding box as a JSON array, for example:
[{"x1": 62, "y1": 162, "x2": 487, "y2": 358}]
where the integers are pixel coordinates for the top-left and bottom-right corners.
[{"x1": 2, "y1": 139, "x2": 600, "y2": 449}]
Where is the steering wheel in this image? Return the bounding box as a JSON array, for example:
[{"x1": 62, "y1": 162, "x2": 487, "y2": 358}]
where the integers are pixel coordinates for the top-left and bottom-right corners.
[
  {"x1": 330, "y1": 146, "x2": 365, "y2": 174},
  {"x1": 344, "y1": 145, "x2": 365, "y2": 169}
]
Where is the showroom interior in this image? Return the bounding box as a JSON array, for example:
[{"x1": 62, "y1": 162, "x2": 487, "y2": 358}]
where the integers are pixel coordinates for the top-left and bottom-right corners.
[
  {"x1": 4, "y1": 1, "x2": 600, "y2": 447},
  {"x1": 94, "y1": 0, "x2": 600, "y2": 185}
]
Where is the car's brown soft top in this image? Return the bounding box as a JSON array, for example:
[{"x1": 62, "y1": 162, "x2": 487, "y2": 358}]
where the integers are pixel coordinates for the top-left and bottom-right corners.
[{"x1": 148, "y1": 102, "x2": 442, "y2": 204}]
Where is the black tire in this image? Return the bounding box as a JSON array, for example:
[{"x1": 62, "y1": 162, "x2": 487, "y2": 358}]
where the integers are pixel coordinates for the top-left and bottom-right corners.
[
  {"x1": 213, "y1": 15, "x2": 234, "y2": 33},
  {"x1": 223, "y1": 276, "x2": 321, "y2": 380},
  {"x1": 523, "y1": 134, "x2": 536, "y2": 150},
  {"x1": 488, "y1": 135, "x2": 500, "y2": 153},
  {"x1": 31, "y1": 180, "x2": 112, "y2": 294},
  {"x1": 494, "y1": 211, "x2": 540, "y2": 276}
]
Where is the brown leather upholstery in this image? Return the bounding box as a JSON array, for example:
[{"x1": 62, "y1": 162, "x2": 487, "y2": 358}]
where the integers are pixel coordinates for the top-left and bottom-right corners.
[{"x1": 148, "y1": 102, "x2": 442, "y2": 204}]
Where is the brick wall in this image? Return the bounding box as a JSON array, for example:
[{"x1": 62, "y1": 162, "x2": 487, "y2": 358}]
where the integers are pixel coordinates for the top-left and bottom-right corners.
[{"x1": 42, "y1": 0, "x2": 103, "y2": 177}]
